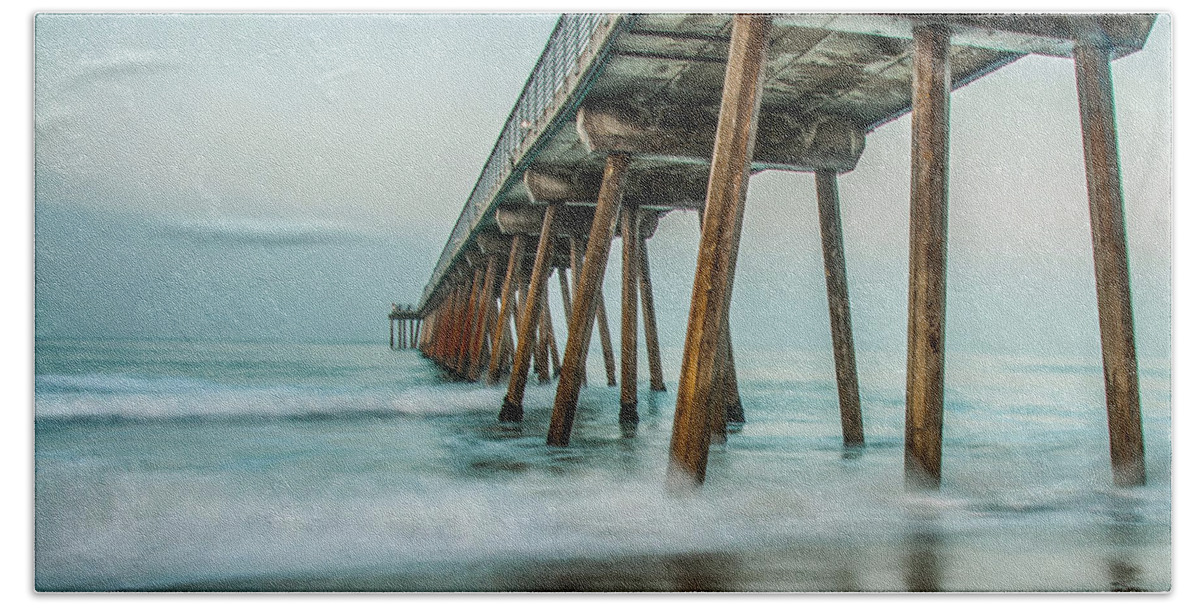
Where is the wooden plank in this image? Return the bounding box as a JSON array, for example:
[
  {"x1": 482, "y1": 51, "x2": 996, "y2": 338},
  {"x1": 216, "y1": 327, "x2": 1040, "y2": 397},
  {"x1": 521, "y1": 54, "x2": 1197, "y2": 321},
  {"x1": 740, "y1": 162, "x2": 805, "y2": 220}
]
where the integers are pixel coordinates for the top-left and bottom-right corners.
[
  {"x1": 667, "y1": 14, "x2": 771, "y2": 488},
  {"x1": 501, "y1": 205, "x2": 560, "y2": 422},
  {"x1": 815, "y1": 170, "x2": 865, "y2": 446},
  {"x1": 548, "y1": 154, "x2": 631, "y2": 446},
  {"x1": 1074, "y1": 39, "x2": 1146, "y2": 487},
  {"x1": 620, "y1": 205, "x2": 641, "y2": 422},
  {"x1": 904, "y1": 24, "x2": 951, "y2": 490}
]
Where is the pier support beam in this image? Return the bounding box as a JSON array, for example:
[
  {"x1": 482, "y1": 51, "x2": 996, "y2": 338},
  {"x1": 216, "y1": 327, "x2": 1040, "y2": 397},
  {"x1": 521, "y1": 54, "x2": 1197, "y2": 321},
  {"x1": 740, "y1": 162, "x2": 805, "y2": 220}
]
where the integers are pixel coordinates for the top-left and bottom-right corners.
[
  {"x1": 542, "y1": 291, "x2": 561, "y2": 377},
  {"x1": 619, "y1": 205, "x2": 641, "y2": 423},
  {"x1": 467, "y1": 255, "x2": 499, "y2": 381},
  {"x1": 638, "y1": 233, "x2": 667, "y2": 392},
  {"x1": 815, "y1": 170, "x2": 865, "y2": 446},
  {"x1": 390, "y1": 318, "x2": 395, "y2": 350},
  {"x1": 500, "y1": 205, "x2": 559, "y2": 422},
  {"x1": 1074, "y1": 38, "x2": 1145, "y2": 487},
  {"x1": 458, "y1": 267, "x2": 484, "y2": 377},
  {"x1": 567, "y1": 240, "x2": 590, "y2": 386},
  {"x1": 904, "y1": 24, "x2": 951, "y2": 490},
  {"x1": 721, "y1": 320, "x2": 745, "y2": 424},
  {"x1": 548, "y1": 154, "x2": 631, "y2": 446},
  {"x1": 597, "y1": 294, "x2": 617, "y2": 386},
  {"x1": 667, "y1": 14, "x2": 771, "y2": 487},
  {"x1": 488, "y1": 236, "x2": 525, "y2": 385}
]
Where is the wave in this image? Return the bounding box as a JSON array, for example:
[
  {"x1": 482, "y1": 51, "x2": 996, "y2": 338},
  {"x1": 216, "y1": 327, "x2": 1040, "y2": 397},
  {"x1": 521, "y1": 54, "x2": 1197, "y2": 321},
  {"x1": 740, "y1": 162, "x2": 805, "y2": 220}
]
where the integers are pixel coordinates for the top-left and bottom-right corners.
[{"x1": 34, "y1": 372, "x2": 509, "y2": 422}]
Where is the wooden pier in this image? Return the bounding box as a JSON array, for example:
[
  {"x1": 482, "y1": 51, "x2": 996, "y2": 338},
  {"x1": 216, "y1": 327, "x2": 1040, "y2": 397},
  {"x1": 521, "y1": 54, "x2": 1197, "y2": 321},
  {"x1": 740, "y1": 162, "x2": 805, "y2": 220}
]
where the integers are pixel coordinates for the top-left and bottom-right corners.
[{"x1": 398, "y1": 13, "x2": 1158, "y2": 490}]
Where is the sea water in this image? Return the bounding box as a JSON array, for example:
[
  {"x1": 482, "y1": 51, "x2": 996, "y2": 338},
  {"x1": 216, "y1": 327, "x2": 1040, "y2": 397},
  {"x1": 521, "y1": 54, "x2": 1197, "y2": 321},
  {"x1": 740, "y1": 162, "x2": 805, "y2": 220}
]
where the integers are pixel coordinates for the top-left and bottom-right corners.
[{"x1": 33, "y1": 339, "x2": 1171, "y2": 591}]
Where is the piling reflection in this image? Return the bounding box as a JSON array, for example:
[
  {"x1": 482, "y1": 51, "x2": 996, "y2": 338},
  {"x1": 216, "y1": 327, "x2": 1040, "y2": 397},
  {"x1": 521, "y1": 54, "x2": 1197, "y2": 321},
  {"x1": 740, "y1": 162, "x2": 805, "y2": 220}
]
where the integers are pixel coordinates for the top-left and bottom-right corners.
[
  {"x1": 903, "y1": 509, "x2": 944, "y2": 592},
  {"x1": 1105, "y1": 493, "x2": 1148, "y2": 592}
]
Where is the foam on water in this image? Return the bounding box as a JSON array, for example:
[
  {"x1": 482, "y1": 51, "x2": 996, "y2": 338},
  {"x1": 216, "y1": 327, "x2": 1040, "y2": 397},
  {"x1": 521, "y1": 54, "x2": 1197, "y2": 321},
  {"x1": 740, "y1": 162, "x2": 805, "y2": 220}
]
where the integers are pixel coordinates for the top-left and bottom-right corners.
[{"x1": 33, "y1": 341, "x2": 1171, "y2": 591}]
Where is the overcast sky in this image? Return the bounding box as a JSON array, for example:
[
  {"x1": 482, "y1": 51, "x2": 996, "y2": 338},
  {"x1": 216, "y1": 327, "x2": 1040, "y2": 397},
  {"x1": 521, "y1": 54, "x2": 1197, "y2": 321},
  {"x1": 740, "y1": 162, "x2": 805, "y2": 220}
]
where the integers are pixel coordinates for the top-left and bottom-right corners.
[{"x1": 33, "y1": 12, "x2": 1172, "y2": 362}]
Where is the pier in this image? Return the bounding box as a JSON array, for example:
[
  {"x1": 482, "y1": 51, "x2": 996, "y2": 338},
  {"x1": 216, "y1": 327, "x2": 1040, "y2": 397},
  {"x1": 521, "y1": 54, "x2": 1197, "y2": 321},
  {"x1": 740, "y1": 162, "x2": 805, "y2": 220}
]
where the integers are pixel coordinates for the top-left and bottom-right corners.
[
  {"x1": 397, "y1": 13, "x2": 1157, "y2": 489},
  {"x1": 389, "y1": 304, "x2": 420, "y2": 351}
]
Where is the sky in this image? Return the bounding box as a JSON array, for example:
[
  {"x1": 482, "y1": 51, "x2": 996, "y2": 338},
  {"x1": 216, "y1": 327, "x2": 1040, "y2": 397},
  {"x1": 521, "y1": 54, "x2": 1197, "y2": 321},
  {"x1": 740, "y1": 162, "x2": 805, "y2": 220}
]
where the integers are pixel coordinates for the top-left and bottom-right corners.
[{"x1": 32, "y1": 12, "x2": 1172, "y2": 364}]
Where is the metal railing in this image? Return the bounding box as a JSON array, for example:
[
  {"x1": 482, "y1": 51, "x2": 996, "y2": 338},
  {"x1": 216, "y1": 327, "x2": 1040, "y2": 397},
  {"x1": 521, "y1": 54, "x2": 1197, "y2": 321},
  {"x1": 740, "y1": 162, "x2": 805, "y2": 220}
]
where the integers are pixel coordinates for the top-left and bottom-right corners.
[{"x1": 418, "y1": 13, "x2": 627, "y2": 312}]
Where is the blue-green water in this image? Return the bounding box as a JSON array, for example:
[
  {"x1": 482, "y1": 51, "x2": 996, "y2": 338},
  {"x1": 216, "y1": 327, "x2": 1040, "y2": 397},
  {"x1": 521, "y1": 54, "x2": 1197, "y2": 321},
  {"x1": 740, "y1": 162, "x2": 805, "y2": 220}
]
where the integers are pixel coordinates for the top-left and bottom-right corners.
[{"x1": 33, "y1": 339, "x2": 1171, "y2": 591}]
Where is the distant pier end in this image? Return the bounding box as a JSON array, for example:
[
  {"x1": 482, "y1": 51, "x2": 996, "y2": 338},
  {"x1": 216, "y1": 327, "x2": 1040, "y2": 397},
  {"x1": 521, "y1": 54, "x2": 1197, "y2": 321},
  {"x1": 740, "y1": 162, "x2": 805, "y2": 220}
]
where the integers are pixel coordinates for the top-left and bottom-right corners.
[{"x1": 389, "y1": 304, "x2": 421, "y2": 351}]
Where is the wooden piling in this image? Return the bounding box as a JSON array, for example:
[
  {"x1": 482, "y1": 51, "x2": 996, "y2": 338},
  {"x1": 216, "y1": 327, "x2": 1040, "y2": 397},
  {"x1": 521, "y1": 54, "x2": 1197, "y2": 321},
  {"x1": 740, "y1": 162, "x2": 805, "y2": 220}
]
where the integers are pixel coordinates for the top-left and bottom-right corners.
[
  {"x1": 904, "y1": 23, "x2": 951, "y2": 490},
  {"x1": 488, "y1": 235, "x2": 525, "y2": 385},
  {"x1": 815, "y1": 170, "x2": 865, "y2": 446},
  {"x1": 667, "y1": 14, "x2": 771, "y2": 487},
  {"x1": 542, "y1": 289, "x2": 561, "y2": 377},
  {"x1": 467, "y1": 254, "x2": 499, "y2": 381},
  {"x1": 547, "y1": 154, "x2": 631, "y2": 446},
  {"x1": 500, "y1": 204, "x2": 560, "y2": 422},
  {"x1": 535, "y1": 285, "x2": 552, "y2": 384},
  {"x1": 596, "y1": 295, "x2": 618, "y2": 386},
  {"x1": 721, "y1": 319, "x2": 745, "y2": 424},
  {"x1": 568, "y1": 239, "x2": 589, "y2": 386},
  {"x1": 637, "y1": 233, "x2": 667, "y2": 392},
  {"x1": 458, "y1": 267, "x2": 484, "y2": 377},
  {"x1": 390, "y1": 318, "x2": 395, "y2": 350},
  {"x1": 1074, "y1": 39, "x2": 1146, "y2": 487},
  {"x1": 620, "y1": 205, "x2": 641, "y2": 423}
]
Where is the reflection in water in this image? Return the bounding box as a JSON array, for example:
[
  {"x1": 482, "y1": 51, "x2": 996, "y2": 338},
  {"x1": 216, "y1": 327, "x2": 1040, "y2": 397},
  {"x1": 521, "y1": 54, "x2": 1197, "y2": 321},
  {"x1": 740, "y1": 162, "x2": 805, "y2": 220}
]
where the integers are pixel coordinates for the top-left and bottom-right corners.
[
  {"x1": 841, "y1": 444, "x2": 864, "y2": 461},
  {"x1": 1106, "y1": 494, "x2": 1149, "y2": 592},
  {"x1": 667, "y1": 552, "x2": 737, "y2": 591},
  {"x1": 904, "y1": 510, "x2": 943, "y2": 592}
]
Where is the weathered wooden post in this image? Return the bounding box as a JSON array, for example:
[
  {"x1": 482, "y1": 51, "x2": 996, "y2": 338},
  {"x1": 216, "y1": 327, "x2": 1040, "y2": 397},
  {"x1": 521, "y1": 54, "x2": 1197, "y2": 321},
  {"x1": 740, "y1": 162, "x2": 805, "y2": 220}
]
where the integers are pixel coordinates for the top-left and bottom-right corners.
[
  {"x1": 547, "y1": 154, "x2": 631, "y2": 446},
  {"x1": 535, "y1": 286, "x2": 552, "y2": 384},
  {"x1": 815, "y1": 170, "x2": 866, "y2": 446},
  {"x1": 1074, "y1": 36, "x2": 1146, "y2": 487},
  {"x1": 541, "y1": 291, "x2": 561, "y2": 377},
  {"x1": 904, "y1": 23, "x2": 952, "y2": 490},
  {"x1": 390, "y1": 317, "x2": 395, "y2": 350},
  {"x1": 638, "y1": 231, "x2": 667, "y2": 392},
  {"x1": 619, "y1": 204, "x2": 641, "y2": 423},
  {"x1": 568, "y1": 238, "x2": 590, "y2": 386},
  {"x1": 457, "y1": 267, "x2": 484, "y2": 377},
  {"x1": 719, "y1": 321, "x2": 744, "y2": 424},
  {"x1": 667, "y1": 14, "x2": 771, "y2": 487},
  {"x1": 488, "y1": 235, "x2": 525, "y2": 385},
  {"x1": 500, "y1": 204, "x2": 560, "y2": 422},
  {"x1": 467, "y1": 254, "x2": 499, "y2": 381},
  {"x1": 596, "y1": 295, "x2": 618, "y2": 386}
]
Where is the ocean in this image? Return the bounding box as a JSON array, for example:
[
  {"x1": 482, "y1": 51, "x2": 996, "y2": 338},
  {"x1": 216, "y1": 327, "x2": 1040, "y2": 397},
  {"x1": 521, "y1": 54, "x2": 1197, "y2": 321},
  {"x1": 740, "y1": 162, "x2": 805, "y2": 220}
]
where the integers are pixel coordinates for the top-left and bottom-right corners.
[{"x1": 33, "y1": 338, "x2": 1171, "y2": 592}]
